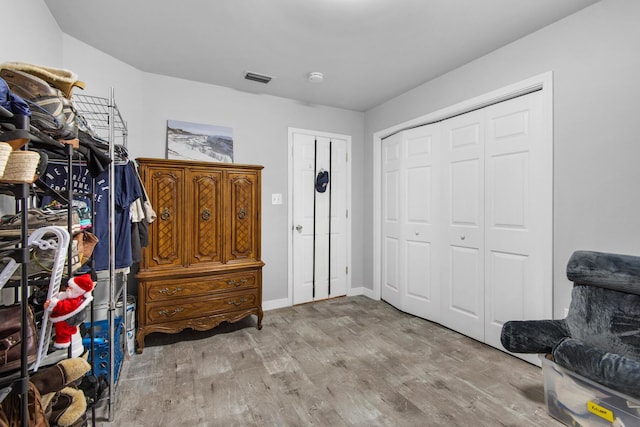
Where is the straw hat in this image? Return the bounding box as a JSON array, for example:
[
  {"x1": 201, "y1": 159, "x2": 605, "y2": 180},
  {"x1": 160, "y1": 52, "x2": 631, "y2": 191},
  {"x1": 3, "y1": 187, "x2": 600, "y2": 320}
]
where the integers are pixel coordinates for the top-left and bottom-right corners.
[
  {"x1": 0, "y1": 142, "x2": 11, "y2": 177},
  {"x1": 0, "y1": 150, "x2": 40, "y2": 184}
]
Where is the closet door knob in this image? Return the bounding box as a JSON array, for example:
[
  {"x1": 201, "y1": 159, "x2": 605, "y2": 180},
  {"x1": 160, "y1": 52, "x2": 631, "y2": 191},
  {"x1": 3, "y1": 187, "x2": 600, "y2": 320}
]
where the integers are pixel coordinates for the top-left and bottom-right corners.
[
  {"x1": 460, "y1": 234, "x2": 466, "y2": 240},
  {"x1": 295, "y1": 225, "x2": 303, "y2": 232}
]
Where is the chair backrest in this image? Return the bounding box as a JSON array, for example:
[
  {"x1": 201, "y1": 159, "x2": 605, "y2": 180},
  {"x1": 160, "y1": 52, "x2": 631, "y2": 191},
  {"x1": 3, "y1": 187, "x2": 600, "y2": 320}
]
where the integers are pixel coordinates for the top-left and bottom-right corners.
[
  {"x1": 566, "y1": 251, "x2": 640, "y2": 360},
  {"x1": 567, "y1": 250, "x2": 640, "y2": 296}
]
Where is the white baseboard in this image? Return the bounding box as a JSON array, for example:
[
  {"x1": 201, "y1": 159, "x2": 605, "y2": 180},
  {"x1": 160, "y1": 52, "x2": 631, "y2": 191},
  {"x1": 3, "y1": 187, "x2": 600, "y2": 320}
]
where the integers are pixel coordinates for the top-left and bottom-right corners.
[
  {"x1": 263, "y1": 298, "x2": 290, "y2": 311},
  {"x1": 348, "y1": 286, "x2": 378, "y2": 300},
  {"x1": 264, "y1": 289, "x2": 378, "y2": 311}
]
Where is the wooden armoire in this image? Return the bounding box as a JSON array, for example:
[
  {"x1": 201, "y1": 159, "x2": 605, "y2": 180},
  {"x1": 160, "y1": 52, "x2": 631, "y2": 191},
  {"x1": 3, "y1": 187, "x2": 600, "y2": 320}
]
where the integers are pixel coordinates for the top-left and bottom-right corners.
[{"x1": 135, "y1": 158, "x2": 263, "y2": 353}]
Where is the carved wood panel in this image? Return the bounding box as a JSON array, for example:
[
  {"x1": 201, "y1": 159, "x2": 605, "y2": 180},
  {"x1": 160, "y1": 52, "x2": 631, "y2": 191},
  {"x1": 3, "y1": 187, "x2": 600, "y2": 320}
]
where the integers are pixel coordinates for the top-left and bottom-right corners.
[
  {"x1": 149, "y1": 167, "x2": 184, "y2": 268},
  {"x1": 226, "y1": 172, "x2": 258, "y2": 263},
  {"x1": 190, "y1": 169, "x2": 222, "y2": 265}
]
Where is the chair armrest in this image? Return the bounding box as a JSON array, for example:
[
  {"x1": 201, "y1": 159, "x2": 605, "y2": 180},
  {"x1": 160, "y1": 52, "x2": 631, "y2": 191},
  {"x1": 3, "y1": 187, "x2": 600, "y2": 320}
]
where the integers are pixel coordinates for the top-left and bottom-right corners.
[{"x1": 501, "y1": 319, "x2": 569, "y2": 354}]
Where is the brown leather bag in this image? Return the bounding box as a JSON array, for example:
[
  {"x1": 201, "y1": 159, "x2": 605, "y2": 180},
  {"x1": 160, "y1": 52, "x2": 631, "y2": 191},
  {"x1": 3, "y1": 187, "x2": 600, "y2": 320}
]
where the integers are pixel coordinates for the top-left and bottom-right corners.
[
  {"x1": 74, "y1": 230, "x2": 98, "y2": 266},
  {"x1": 0, "y1": 303, "x2": 38, "y2": 374},
  {"x1": 0, "y1": 382, "x2": 48, "y2": 427}
]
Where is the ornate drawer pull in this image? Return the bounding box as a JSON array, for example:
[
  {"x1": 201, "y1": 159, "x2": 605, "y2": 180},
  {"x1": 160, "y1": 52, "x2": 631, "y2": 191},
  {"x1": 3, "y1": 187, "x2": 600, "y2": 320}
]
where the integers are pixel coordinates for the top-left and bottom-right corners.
[
  {"x1": 227, "y1": 278, "x2": 248, "y2": 287},
  {"x1": 202, "y1": 208, "x2": 211, "y2": 221},
  {"x1": 158, "y1": 307, "x2": 185, "y2": 317},
  {"x1": 237, "y1": 208, "x2": 246, "y2": 220},
  {"x1": 226, "y1": 297, "x2": 249, "y2": 306},
  {"x1": 160, "y1": 207, "x2": 171, "y2": 221},
  {"x1": 157, "y1": 286, "x2": 184, "y2": 296}
]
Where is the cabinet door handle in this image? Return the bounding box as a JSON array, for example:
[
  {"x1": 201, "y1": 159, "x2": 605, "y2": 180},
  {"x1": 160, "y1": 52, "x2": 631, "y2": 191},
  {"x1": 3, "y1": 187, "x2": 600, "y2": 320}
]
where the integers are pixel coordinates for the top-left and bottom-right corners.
[
  {"x1": 157, "y1": 287, "x2": 184, "y2": 296},
  {"x1": 158, "y1": 307, "x2": 185, "y2": 317},
  {"x1": 160, "y1": 207, "x2": 171, "y2": 221},
  {"x1": 201, "y1": 208, "x2": 211, "y2": 221},
  {"x1": 227, "y1": 278, "x2": 248, "y2": 287},
  {"x1": 237, "y1": 208, "x2": 246, "y2": 220},
  {"x1": 226, "y1": 297, "x2": 249, "y2": 306}
]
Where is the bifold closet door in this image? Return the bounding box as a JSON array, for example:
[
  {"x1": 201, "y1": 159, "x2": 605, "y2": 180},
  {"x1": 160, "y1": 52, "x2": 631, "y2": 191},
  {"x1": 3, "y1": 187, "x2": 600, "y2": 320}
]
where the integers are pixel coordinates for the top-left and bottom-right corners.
[
  {"x1": 440, "y1": 91, "x2": 548, "y2": 349},
  {"x1": 381, "y1": 90, "x2": 550, "y2": 358},
  {"x1": 440, "y1": 109, "x2": 486, "y2": 341},
  {"x1": 483, "y1": 91, "x2": 549, "y2": 354},
  {"x1": 381, "y1": 132, "x2": 403, "y2": 308},
  {"x1": 381, "y1": 124, "x2": 441, "y2": 320}
]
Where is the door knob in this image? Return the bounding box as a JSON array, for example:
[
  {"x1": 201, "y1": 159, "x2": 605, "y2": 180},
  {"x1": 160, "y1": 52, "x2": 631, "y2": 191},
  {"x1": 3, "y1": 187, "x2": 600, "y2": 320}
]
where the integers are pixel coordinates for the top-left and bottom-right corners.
[
  {"x1": 460, "y1": 234, "x2": 466, "y2": 240},
  {"x1": 295, "y1": 225, "x2": 303, "y2": 232}
]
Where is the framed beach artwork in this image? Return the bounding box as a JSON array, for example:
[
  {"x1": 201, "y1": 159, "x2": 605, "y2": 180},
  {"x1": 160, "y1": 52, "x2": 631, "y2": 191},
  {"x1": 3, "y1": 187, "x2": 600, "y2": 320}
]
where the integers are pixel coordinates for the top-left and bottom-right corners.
[{"x1": 166, "y1": 119, "x2": 233, "y2": 163}]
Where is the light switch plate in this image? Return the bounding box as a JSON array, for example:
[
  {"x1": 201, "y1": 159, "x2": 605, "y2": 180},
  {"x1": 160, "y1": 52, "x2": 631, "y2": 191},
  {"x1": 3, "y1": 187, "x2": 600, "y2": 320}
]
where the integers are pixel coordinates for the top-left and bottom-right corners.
[{"x1": 272, "y1": 193, "x2": 283, "y2": 205}]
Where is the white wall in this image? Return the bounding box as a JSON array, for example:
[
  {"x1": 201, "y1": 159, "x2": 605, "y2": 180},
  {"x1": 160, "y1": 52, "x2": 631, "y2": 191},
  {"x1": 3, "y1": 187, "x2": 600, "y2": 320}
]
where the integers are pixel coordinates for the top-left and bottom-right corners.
[
  {"x1": 138, "y1": 73, "x2": 364, "y2": 302},
  {"x1": 1, "y1": 0, "x2": 64, "y2": 301},
  {"x1": 363, "y1": 0, "x2": 640, "y2": 317},
  {"x1": 61, "y1": 49, "x2": 365, "y2": 305},
  {"x1": 60, "y1": 35, "x2": 144, "y2": 149},
  {"x1": 3, "y1": 0, "x2": 63, "y2": 66}
]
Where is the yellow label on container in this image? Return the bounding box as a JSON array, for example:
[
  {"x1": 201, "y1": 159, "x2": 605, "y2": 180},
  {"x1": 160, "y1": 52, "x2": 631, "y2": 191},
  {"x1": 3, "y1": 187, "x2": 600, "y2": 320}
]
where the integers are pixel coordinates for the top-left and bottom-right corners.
[{"x1": 587, "y1": 401, "x2": 614, "y2": 422}]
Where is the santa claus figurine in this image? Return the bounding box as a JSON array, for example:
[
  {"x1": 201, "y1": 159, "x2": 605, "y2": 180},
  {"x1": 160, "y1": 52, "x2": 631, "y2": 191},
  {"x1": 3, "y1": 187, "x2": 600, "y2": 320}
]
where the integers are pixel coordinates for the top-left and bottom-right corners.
[{"x1": 44, "y1": 273, "x2": 95, "y2": 349}]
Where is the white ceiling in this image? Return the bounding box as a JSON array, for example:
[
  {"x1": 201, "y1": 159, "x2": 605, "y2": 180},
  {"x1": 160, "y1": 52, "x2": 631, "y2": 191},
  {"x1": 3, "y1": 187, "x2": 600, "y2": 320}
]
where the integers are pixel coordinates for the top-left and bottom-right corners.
[{"x1": 44, "y1": 0, "x2": 600, "y2": 112}]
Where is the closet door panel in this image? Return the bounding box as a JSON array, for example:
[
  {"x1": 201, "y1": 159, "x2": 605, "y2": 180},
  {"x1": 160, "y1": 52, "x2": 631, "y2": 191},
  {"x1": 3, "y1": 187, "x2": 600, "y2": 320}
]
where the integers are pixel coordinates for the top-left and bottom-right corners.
[
  {"x1": 487, "y1": 251, "x2": 527, "y2": 323},
  {"x1": 404, "y1": 165, "x2": 431, "y2": 308},
  {"x1": 401, "y1": 125, "x2": 440, "y2": 320},
  {"x1": 484, "y1": 91, "x2": 548, "y2": 354},
  {"x1": 381, "y1": 133, "x2": 403, "y2": 308},
  {"x1": 449, "y1": 245, "x2": 482, "y2": 317},
  {"x1": 188, "y1": 168, "x2": 223, "y2": 266},
  {"x1": 441, "y1": 110, "x2": 485, "y2": 341}
]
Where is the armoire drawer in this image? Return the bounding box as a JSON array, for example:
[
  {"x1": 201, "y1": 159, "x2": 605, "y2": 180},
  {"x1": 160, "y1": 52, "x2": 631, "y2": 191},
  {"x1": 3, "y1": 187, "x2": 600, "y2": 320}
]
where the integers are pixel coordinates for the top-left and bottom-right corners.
[
  {"x1": 144, "y1": 270, "x2": 259, "y2": 302},
  {"x1": 144, "y1": 289, "x2": 259, "y2": 324}
]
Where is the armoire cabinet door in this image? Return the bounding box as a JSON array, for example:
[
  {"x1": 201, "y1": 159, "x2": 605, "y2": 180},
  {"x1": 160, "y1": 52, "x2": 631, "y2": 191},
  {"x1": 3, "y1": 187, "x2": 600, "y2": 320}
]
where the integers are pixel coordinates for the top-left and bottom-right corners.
[
  {"x1": 188, "y1": 168, "x2": 223, "y2": 266},
  {"x1": 146, "y1": 166, "x2": 185, "y2": 269},
  {"x1": 225, "y1": 170, "x2": 261, "y2": 264}
]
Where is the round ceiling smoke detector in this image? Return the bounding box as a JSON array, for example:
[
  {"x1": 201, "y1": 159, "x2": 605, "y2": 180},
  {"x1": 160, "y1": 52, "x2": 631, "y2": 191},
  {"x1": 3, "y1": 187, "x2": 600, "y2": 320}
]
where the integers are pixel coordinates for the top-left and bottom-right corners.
[{"x1": 308, "y1": 72, "x2": 324, "y2": 83}]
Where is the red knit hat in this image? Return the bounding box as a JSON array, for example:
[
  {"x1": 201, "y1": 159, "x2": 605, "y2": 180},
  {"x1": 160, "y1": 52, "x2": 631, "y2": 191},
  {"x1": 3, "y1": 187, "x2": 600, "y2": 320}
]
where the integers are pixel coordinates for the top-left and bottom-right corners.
[{"x1": 68, "y1": 274, "x2": 94, "y2": 294}]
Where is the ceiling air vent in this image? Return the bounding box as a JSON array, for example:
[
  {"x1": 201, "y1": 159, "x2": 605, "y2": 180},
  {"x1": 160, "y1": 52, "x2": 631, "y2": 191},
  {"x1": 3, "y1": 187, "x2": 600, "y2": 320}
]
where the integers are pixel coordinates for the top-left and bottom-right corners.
[{"x1": 244, "y1": 71, "x2": 273, "y2": 84}]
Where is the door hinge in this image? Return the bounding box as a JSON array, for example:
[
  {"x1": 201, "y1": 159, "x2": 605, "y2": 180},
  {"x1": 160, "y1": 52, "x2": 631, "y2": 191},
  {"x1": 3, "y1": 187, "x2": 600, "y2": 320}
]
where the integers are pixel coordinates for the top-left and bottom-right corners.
[
  {"x1": 346, "y1": 209, "x2": 348, "y2": 218},
  {"x1": 346, "y1": 152, "x2": 349, "y2": 162},
  {"x1": 346, "y1": 266, "x2": 348, "y2": 275}
]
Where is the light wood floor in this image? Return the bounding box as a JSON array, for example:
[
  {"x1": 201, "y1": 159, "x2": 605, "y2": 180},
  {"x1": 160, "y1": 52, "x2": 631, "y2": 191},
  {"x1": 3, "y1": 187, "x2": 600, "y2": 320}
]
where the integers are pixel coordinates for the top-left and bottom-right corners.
[{"x1": 99, "y1": 296, "x2": 561, "y2": 426}]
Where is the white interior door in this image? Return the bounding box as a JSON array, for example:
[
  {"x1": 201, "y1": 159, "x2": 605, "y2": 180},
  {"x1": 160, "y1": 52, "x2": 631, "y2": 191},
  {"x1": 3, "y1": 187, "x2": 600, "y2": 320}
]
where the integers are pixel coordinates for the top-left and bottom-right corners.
[
  {"x1": 292, "y1": 131, "x2": 349, "y2": 304},
  {"x1": 328, "y1": 139, "x2": 348, "y2": 298},
  {"x1": 440, "y1": 109, "x2": 486, "y2": 342},
  {"x1": 484, "y1": 91, "x2": 549, "y2": 364},
  {"x1": 292, "y1": 133, "x2": 317, "y2": 304}
]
